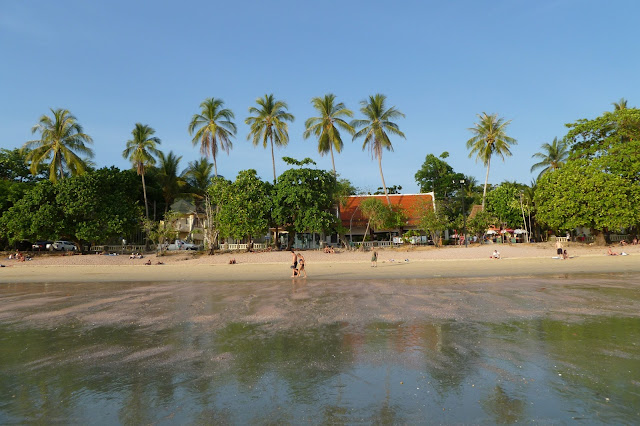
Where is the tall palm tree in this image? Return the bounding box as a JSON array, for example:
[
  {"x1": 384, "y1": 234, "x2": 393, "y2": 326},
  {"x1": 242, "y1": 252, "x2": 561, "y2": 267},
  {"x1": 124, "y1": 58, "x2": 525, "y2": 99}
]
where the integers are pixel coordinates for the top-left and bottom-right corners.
[
  {"x1": 612, "y1": 98, "x2": 628, "y2": 111},
  {"x1": 303, "y1": 94, "x2": 354, "y2": 176},
  {"x1": 188, "y1": 97, "x2": 236, "y2": 177},
  {"x1": 466, "y1": 112, "x2": 517, "y2": 209},
  {"x1": 157, "y1": 151, "x2": 185, "y2": 213},
  {"x1": 122, "y1": 123, "x2": 161, "y2": 219},
  {"x1": 183, "y1": 157, "x2": 214, "y2": 199},
  {"x1": 351, "y1": 94, "x2": 405, "y2": 205},
  {"x1": 23, "y1": 108, "x2": 94, "y2": 183},
  {"x1": 530, "y1": 137, "x2": 569, "y2": 179},
  {"x1": 245, "y1": 94, "x2": 294, "y2": 184}
]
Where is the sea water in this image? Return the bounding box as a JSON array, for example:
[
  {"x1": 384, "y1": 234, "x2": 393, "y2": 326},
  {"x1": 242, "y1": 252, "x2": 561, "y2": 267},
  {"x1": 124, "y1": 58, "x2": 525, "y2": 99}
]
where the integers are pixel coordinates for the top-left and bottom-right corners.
[{"x1": 1, "y1": 274, "x2": 639, "y2": 424}]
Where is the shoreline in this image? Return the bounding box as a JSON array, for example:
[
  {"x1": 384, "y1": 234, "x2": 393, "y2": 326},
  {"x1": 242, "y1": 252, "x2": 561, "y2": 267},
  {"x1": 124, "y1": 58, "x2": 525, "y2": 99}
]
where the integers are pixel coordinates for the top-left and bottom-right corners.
[{"x1": 2, "y1": 247, "x2": 639, "y2": 283}]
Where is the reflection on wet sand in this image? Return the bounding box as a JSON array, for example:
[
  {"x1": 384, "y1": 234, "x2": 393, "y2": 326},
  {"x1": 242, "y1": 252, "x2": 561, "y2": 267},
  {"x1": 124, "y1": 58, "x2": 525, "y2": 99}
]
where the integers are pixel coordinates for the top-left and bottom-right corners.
[{"x1": 1, "y1": 274, "x2": 639, "y2": 423}]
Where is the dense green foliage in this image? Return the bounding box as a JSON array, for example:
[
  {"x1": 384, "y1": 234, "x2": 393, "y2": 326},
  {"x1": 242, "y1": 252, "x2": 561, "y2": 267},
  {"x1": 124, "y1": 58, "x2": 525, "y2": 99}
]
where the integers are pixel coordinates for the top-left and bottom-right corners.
[
  {"x1": 209, "y1": 170, "x2": 272, "y2": 241},
  {"x1": 0, "y1": 168, "x2": 141, "y2": 249},
  {"x1": 485, "y1": 182, "x2": 527, "y2": 229},
  {"x1": 0, "y1": 148, "x2": 40, "y2": 182},
  {"x1": 417, "y1": 201, "x2": 448, "y2": 247},
  {"x1": 535, "y1": 108, "x2": 640, "y2": 243},
  {"x1": 272, "y1": 164, "x2": 338, "y2": 247},
  {"x1": 414, "y1": 152, "x2": 464, "y2": 197}
]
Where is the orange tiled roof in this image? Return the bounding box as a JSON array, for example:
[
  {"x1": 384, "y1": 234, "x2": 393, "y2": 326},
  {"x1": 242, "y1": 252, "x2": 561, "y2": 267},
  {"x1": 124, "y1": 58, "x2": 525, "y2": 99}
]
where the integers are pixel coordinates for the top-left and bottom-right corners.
[{"x1": 340, "y1": 193, "x2": 434, "y2": 228}]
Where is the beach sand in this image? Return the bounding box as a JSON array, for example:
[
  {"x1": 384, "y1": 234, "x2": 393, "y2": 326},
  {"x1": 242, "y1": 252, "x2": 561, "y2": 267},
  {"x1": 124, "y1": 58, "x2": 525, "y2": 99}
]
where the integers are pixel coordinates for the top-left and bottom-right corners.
[{"x1": 2, "y1": 242, "x2": 638, "y2": 283}]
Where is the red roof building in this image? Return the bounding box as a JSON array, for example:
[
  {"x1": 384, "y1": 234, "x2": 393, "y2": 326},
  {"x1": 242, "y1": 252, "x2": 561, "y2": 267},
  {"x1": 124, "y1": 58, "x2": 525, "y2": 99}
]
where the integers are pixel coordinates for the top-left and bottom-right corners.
[{"x1": 340, "y1": 193, "x2": 435, "y2": 233}]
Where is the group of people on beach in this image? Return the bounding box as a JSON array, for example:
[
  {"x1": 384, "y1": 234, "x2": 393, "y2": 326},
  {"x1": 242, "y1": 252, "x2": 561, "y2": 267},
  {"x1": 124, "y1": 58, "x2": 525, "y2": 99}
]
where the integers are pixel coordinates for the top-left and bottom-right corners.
[
  {"x1": 7, "y1": 250, "x2": 30, "y2": 262},
  {"x1": 290, "y1": 250, "x2": 307, "y2": 278}
]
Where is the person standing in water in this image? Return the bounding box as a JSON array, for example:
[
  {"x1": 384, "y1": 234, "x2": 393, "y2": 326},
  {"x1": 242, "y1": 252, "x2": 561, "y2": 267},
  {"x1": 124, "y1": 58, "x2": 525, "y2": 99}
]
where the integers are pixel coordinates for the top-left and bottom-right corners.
[
  {"x1": 297, "y1": 253, "x2": 307, "y2": 278},
  {"x1": 290, "y1": 249, "x2": 298, "y2": 277}
]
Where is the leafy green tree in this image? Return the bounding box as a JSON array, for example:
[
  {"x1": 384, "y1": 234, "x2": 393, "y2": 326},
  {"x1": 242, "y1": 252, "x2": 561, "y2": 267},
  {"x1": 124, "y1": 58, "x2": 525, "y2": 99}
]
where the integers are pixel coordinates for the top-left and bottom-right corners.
[
  {"x1": 358, "y1": 197, "x2": 406, "y2": 243},
  {"x1": 23, "y1": 108, "x2": 94, "y2": 183},
  {"x1": 245, "y1": 94, "x2": 294, "y2": 184},
  {"x1": 351, "y1": 94, "x2": 405, "y2": 205},
  {"x1": 206, "y1": 176, "x2": 233, "y2": 250},
  {"x1": 0, "y1": 148, "x2": 42, "y2": 182},
  {"x1": 156, "y1": 151, "x2": 185, "y2": 214},
  {"x1": 530, "y1": 137, "x2": 569, "y2": 179},
  {"x1": 143, "y1": 211, "x2": 179, "y2": 254},
  {"x1": 303, "y1": 94, "x2": 354, "y2": 176},
  {"x1": 122, "y1": 123, "x2": 161, "y2": 219},
  {"x1": 55, "y1": 167, "x2": 142, "y2": 249},
  {"x1": 466, "y1": 113, "x2": 517, "y2": 208},
  {"x1": 414, "y1": 152, "x2": 464, "y2": 197},
  {"x1": 535, "y1": 159, "x2": 640, "y2": 245},
  {"x1": 565, "y1": 108, "x2": 640, "y2": 165},
  {"x1": 214, "y1": 170, "x2": 272, "y2": 242},
  {"x1": 0, "y1": 168, "x2": 141, "y2": 249},
  {"x1": 272, "y1": 160, "x2": 337, "y2": 249},
  {"x1": 417, "y1": 200, "x2": 448, "y2": 247},
  {"x1": 0, "y1": 181, "x2": 60, "y2": 245},
  {"x1": 188, "y1": 97, "x2": 236, "y2": 177},
  {"x1": 0, "y1": 180, "x2": 30, "y2": 214},
  {"x1": 467, "y1": 210, "x2": 495, "y2": 242},
  {"x1": 485, "y1": 182, "x2": 527, "y2": 229}
]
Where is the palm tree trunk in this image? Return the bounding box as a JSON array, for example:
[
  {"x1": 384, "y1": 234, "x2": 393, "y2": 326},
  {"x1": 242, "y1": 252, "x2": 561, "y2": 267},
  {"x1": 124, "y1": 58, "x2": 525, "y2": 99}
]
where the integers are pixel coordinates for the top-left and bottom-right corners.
[
  {"x1": 213, "y1": 153, "x2": 218, "y2": 178},
  {"x1": 330, "y1": 145, "x2": 336, "y2": 177},
  {"x1": 270, "y1": 134, "x2": 276, "y2": 184},
  {"x1": 378, "y1": 154, "x2": 391, "y2": 205},
  {"x1": 482, "y1": 156, "x2": 491, "y2": 209},
  {"x1": 59, "y1": 156, "x2": 64, "y2": 181},
  {"x1": 142, "y1": 173, "x2": 149, "y2": 219},
  {"x1": 270, "y1": 133, "x2": 279, "y2": 248}
]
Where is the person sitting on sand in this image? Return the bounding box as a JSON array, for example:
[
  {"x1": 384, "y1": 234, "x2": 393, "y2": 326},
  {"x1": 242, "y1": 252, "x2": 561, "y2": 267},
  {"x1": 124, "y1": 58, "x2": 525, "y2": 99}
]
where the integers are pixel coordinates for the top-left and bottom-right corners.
[
  {"x1": 229, "y1": 258, "x2": 236, "y2": 264},
  {"x1": 144, "y1": 259, "x2": 151, "y2": 265},
  {"x1": 156, "y1": 261, "x2": 164, "y2": 265},
  {"x1": 129, "y1": 252, "x2": 135, "y2": 259},
  {"x1": 297, "y1": 253, "x2": 307, "y2": 278},
  {"x1": 491, "y1": 249, "x2": 501, "y2": 259},
  {"x1": 607, "y1": 247, "x2": 619, "y2": 256},
  {"x1": 563, "y1": 249, "x2": 569, "y2": 260},
  {"x1": 371, "y1": 250, "x2": 378, "y2": 267}
]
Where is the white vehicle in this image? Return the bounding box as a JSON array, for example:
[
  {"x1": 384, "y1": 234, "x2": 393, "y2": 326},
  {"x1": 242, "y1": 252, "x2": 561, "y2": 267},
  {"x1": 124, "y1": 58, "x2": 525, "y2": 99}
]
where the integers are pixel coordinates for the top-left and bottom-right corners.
[
  {"x1": 165, "y1": 240, "x2": 200, "y2": 251},
  {"x1": 52, "y1": 240, "x2": 77, "y2": 251}
]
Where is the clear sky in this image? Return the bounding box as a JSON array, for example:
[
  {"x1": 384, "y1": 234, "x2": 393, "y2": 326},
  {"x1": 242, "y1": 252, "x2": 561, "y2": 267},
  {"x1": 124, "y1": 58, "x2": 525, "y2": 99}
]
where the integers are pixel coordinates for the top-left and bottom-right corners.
[{"x1": 2, "y1": 0, "x2": 638, "y2": 193}]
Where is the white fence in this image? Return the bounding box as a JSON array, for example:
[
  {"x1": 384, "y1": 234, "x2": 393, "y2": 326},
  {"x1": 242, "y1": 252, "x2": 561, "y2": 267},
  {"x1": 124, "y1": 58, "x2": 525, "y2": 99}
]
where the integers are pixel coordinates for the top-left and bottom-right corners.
[
  {"x1": 219, "y1": 243, "x2": 267, "y2": 251},
  {"x1": 91, "y1": 245, "x2": 146, "y2": 253}
]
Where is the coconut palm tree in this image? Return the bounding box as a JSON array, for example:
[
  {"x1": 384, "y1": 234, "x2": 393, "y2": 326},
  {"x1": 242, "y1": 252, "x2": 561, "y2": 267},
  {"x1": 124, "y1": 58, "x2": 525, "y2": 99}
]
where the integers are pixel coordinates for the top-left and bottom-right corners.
[
  {"x1": 466, "y1": 112, "x2": 517, "y2": 209},
  {"x1": 157, "y1": 151, "x2": 185, "y2": 214},
  {"x1": 188, "y1": 97, "x2": 236, "y2": 177},
  {"x1": 245, "y1": 94, "x2": 294, "y2": 184},
  {"x1": 122, "y1": 123, "x2": 161, "y2": 219},
  {"x1": 23, "y1": 108, "x2": 94, "y2": 183},
  {"x1": 612, "y1": 98, "x2": 628, "y2": 111},
  {"x1": 183, "y1": 157, "x2": 214, "y2": 199},
  {"x1": 303, "y1": 94, "x2": 354, "y2": 176},
  {"x1": 530, "y1": 137, "x2": 569, "y2": 179},
  {"x1": 351, "y1": 94, "x2": 405, "y2": 205}
]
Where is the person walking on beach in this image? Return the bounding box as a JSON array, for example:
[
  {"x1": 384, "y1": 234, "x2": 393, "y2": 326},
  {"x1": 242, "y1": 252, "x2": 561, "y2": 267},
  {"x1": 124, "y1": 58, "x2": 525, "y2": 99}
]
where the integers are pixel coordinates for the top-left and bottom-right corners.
[
  {"x1": 555, "y1": 240, "x2": 563, "y2": 259},
  {"x1": 371, "y1": 250, "x2": 378, "y2": 267},
  {"x1": 290, "y1": 249, "x2": 298, "y2": 277},
  {"x1": 297, "y1": 253, "x2": 307, "y2": 278}
]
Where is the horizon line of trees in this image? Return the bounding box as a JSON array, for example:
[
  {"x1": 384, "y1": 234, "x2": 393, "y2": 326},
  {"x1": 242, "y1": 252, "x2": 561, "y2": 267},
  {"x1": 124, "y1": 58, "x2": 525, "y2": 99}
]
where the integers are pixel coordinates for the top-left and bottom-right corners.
[{"x1": 1, "y1": 98, "x2": 638, "y2": 249}]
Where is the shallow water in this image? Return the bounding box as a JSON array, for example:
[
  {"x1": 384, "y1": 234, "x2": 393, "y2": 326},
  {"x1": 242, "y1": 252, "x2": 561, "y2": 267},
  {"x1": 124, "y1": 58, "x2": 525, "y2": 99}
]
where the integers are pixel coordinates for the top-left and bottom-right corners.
[{"x1": 1, "y1": 274, "x2": 639, "y2": 424}]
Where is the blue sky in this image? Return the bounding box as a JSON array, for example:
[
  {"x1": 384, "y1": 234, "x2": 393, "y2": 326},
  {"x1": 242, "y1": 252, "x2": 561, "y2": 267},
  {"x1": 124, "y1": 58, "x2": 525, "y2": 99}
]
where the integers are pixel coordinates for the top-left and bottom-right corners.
[{"x1": 2, "y1": 0, "x2": 638, "y2": 193}]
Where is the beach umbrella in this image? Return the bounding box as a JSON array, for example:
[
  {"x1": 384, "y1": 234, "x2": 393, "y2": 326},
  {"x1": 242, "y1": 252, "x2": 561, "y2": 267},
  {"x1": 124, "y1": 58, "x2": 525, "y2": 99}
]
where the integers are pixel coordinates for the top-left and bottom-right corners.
[
  {"x1": 500, "y1": 229, "x2": 514, "y2": 234},
  {"x1": 486, "y1": 230, "x2": 497, "y2": 235},
  {"x1": 514, "y1": 229, "x2": 527, "y2": 234}
]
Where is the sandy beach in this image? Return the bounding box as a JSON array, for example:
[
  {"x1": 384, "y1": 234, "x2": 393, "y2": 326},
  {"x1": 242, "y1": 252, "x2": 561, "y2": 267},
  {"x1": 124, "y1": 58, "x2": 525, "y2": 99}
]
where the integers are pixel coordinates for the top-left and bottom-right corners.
[{"x1": 2, "y1": 242, "x2": 638, "y2": 283}]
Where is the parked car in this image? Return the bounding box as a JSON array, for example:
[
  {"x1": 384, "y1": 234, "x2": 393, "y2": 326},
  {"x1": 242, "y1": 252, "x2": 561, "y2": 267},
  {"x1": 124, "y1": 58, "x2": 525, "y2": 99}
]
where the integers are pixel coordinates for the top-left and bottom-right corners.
[
  {"x1": 164, "y1": 240, "x2": 201, "y2": 251},
  {"x1": 32, "y1": 241, "x2": 54, "y2": 251},
  {"x1": 51, "y1": 240, "x2": 77, "y2": 251}
]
